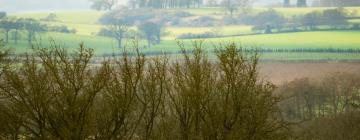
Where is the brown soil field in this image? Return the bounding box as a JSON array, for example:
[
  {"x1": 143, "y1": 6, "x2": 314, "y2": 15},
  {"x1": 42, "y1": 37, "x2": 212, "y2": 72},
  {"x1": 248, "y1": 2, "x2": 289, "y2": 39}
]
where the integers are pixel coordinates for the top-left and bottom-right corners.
[{"x1": 259, "y1": 62, "x2": 360, "y2": 85}]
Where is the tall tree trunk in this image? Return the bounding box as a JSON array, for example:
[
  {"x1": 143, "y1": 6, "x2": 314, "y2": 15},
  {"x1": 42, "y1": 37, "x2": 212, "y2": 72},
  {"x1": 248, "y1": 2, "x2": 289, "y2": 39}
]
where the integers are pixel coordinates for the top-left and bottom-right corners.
[
  {"x1": 28, "y1": 32, "x2": 33, "y2": 44},
  {"x1": 156, "y1": 33, "x2": 160, "y2": 44},
  {"x1": 117, "y1": 33, "x2": 123, "y2": 48},
  {"x1": 14, "y1": 30, "x2": 18, "y2": 44},
  {"x1": 5, "y1": 30, "x2": 9, "y2": 43},
  {"x1": 297, "y1": 0, "x2": 307, "y2": 7},
  {"x1": 147, "y1": 37, "x2": 151, "y2": 48},
  {"x1": 284, "y1": 0, "x2": 290, "y2": 7},
  {"x1": 117, "y1": 38, "x2": 122, "y2": 48}
]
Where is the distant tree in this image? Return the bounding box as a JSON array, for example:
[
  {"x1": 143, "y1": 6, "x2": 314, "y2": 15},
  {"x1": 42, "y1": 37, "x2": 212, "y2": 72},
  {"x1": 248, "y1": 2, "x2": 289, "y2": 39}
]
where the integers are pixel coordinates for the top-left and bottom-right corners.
[
  {"x1": 300, "y1": 8, "x2": 348, "y2": 30},
  {"x1": 0, "y1": 39, "x2": 9, "y2": 67},
  {"x1": 221, "y1": 0, "x2": 253, "y2": 17},
  {"x1": 106, "y1": 19, "x2": 129, "y2": 48},
  {"x1": 206, "y1": 0, "x2": 219, "y2": 6},
  {"x1": 138, "y1": 22, "x2": 162, "y2": 48},
  {"x1": 91, "y1": 0, "x2": 118, "y2": 11},
  {"x1": 284, "y1": 0, "x2": 290, "y2": 7},
  {"x1": 127, "y1": 0, "x2": 138, "y2": 9},
  {"x1": 0, "y1": 19, "x2": 15, "y2": 43},
  {"x1": 301, "y1": 11, "x2": 322, "y2": 30},
  {"x1": 250, "y1": 9, "x2": 286, "y2": 33},
  {"x1": 0, "y1": 12, "x2": 6, "y2": 19},
  {"x1": 98, "y1": 7, "x2": 151, "y2": 25},
  {"x1": 12, "y1": 19, "x2": 24, "y2": 44},
  {"x1": 23, "y1": 19, "x2": 46, "y2": 44},
  {"x1": 41, "y1": 13, "x2": 58, "y2": 22},
  {"x1": 322, "y1": 8, "x2": 349, "y2": 29},
  {"x1": 129, "y1": 0, "x2": 204, "y2": 8},
  {"x1": 297, "y1": 0, "x2": 307, "y2": 7},
  {"x1": 222, "y1": 0, "x2": 238, "y2": 17},
  {"x1": 351, "y1": 23, "x2": 360, "y2": 30}
]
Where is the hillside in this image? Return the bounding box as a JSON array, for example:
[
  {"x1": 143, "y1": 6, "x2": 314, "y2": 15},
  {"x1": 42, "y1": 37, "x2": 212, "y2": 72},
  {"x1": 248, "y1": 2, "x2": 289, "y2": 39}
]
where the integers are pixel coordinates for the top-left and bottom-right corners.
[{"x1": 3, "y1": 7, "x2": 360, "y2": 61}]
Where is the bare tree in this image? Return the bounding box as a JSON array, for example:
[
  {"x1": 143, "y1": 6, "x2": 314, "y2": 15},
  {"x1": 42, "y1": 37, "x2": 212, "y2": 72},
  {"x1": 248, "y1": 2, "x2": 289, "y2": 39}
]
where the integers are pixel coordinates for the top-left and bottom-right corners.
[
  {"x1": 221, "y1": 0, "x2": 253, "y2": 17},
  {"x1": 0, "y1": 43, "x2": 111, "y2": 139},
  {"x1": 168, "y1": 41, "x2": 216, "y2": 140},
  {"x1": 23, "y1": 18, "x2": 45, "y2": 44},
  {"x1": 94, "y1": 46, "x2": 145, "y2": 140},
  {"x1": 107, "y1": 20, "x2": 129, "y2": 48},
  {"x1": 138, "y1": 22, "x2": 162, "y2": 48},
  {"x1": 0, "y1": 18, "x2": 15, "y2": 43},
  {"x1": 137, "y1": 56, "x2": 169, "y2": 140},
  {"x1": 0, "y1": 40, "x2": 289, "y2": 140}
]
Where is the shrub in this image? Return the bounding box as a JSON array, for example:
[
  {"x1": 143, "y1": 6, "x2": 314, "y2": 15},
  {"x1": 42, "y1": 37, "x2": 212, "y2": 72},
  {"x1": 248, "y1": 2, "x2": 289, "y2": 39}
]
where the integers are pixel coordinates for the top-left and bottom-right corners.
[
  {"x1": 173, "y1": 11, "x2": 193, "y2": 18},
  {"x1": 47, "y1": 25, "x2": 75, "y2": 34},
  {"x1": 40, "y1": 13, "x2": 59, "y2": 22},
  {"x1": 222, "y1": 16, "x2": 242, "y2": 25},
  {"x1": 242, "y1": 9, "x2": 286, "y2": 33},
  {"x1": 0, "y1": 12, "x2": 6, "y2": 19},
  {"x1": 188, "y1": 16, "x2": 218, "y2": 27},
  {"x1": 322, "y1": 8, "x2": 349, "y2": 28},
  {"x1": 294, "y1": 112, "x2": 360, "y2": 140},
  {"x1": 97, "y1": 28, "x2": 113, "y2": 37},
  {"x1": 351, "y1": 23, "x2": 360, "y2": 30}
]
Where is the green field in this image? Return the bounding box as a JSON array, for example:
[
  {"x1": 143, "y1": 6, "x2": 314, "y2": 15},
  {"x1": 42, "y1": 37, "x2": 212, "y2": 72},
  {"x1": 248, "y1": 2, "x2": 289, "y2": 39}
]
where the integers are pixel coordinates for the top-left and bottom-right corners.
[
  {"x1": 4, "y1": 30, "x2": 360, "y2": 61},
  {"x1": 5, "y1": 7, "x2": 360, "y2": 61},
  {"x1": 12, "y1": 10, "x2": 105, "y2": 24}
]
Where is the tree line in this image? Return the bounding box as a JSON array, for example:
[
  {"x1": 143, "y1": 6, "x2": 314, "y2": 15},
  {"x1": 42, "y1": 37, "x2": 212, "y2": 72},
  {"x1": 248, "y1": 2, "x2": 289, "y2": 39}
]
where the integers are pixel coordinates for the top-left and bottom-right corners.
[
  {"x1": 283, "y1": 0, "x2": 360, "y2": 7},
  {"x1": 240, "y1": 8, "x2": 357, "y2": 34},
  {"x1": 93, "y1": 0, "x2": 360, "y2": 11},
  {"x1": 312, "y1": 0, "x2": 360, "y2": 7},
  {"x1": 277, "y1": 73, "x2": 360, "y2": 139},
  {"x1": 0, "y1": 18, "x2": 44, "y2": 44},
  {"x1": 0, "y1": 13, "x2": 76, "y2": 45},
  {"x1": 91, "y1": 0, "x2": 205, "y2": 10},
  {"x1": 91, "y1": 0, "x2": 255, "y2": 12},
  {"x1": 97, "y1": 8, "x2": 164, "y2": 48}
]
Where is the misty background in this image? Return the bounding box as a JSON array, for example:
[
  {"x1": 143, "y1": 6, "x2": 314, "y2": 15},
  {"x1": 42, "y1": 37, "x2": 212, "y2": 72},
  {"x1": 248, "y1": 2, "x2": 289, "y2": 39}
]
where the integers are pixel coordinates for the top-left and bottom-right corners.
[{"x1": 1, "y1": 0, "x2": 291, "y2": 13}]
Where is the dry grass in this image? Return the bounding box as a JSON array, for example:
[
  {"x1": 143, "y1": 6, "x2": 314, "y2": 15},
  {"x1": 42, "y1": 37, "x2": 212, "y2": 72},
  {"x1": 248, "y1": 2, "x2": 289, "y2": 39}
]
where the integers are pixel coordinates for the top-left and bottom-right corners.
[{"x1": 259, "y1": 62, "x2": 360, "y2": 85}]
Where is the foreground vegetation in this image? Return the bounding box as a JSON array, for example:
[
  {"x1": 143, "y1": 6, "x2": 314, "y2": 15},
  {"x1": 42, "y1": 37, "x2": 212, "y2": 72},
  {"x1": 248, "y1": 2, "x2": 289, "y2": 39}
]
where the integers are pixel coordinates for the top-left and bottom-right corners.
[
  {"x1": 0, "y1": 41, "x2": 288, "y2": 139},
  {"x1": 1, "y1": 41, "x2": 360, "y2": 139}
]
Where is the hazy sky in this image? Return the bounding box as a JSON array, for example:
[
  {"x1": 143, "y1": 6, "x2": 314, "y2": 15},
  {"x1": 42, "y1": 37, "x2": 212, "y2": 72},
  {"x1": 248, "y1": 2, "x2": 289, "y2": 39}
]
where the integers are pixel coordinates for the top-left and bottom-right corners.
[
  {"x1": 1, "y1": 0, "x2": 93, "y2": 12},
  {"x1": 0, "y1": 0, "x2": 304, "y2": 13}
]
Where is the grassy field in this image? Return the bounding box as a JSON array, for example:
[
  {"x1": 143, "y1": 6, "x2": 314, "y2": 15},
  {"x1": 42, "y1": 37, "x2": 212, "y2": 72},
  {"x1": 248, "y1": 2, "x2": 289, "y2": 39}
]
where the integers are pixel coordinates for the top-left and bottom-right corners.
[
  {"x1": 4, "y1": 30, "x2": 360, "y2": 61},
  {"x1": 12, "y1": 10, "x2": 105, "y2": 24},
  {"x1": 5, "y1": 7, "x2": 360, "y2": 61},
  {"x1": 349, "y1": 19, "x2": 360, "y2": 24},
  {"x1": 10, "y1": 7, "x2": 360, "y2": 37},
  {"x1": 12, "y1": 7, "x2": 360, "y2": 22},
  {"x1": 208, "y1": 31, "x2": 360, "y2": 49},
  {"x1": 43, "y1": 22, "x2": 103, "y2": 36}
]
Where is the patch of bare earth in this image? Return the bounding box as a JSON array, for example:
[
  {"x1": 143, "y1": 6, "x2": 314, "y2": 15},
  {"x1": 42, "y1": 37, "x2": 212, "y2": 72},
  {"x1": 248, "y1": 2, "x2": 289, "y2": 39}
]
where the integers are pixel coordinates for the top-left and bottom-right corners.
[{"x1": 259, "y1": 62, "x2": 360, "y2": 85}]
